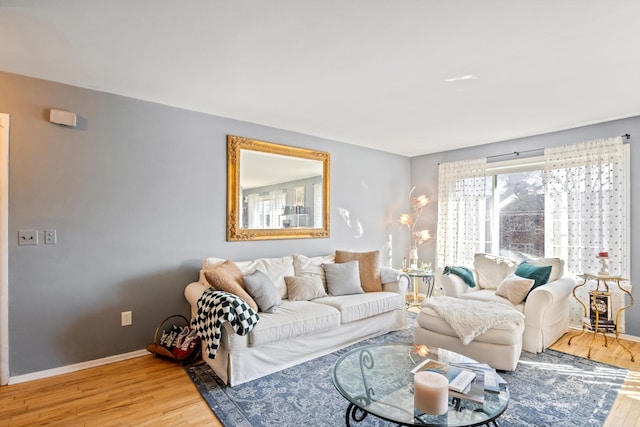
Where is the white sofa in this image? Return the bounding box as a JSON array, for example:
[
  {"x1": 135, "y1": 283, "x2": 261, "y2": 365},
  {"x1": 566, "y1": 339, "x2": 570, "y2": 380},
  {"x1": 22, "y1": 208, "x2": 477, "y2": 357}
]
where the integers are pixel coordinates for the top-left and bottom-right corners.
[
  {"x1": 438, "y1": 253, "x2": 576, "y2": 354},
  {"x1": 184, "y1": 253, "x2": 407, "y2": 386}
]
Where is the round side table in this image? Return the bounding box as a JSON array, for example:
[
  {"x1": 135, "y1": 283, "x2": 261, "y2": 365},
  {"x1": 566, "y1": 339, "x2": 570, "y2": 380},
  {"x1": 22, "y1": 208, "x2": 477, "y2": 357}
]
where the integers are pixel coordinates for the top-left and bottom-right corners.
[{"x1": 405, "y1": 270, "x2": 435, "y2": 306}]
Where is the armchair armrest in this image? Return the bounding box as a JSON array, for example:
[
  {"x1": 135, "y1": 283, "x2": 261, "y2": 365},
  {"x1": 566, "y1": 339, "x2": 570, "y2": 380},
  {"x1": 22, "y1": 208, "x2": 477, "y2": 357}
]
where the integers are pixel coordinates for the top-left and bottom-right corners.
[
  {"x1": 525, "y1": 276, "x2": 575, "y2": 314},
  {"x1": 523, "y1": 275, "x2": 576, "y2": 353},
  {"x1": 441, "y1": 273, "x2": 476, "y2": 297}
]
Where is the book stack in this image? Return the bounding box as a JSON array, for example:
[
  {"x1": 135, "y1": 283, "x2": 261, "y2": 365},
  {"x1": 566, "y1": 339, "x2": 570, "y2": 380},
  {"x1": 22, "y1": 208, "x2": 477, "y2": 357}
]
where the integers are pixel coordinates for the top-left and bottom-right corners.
[
  {"x1": 411, "y1": 359, "x2": 506, "y2": 404},
  {"x1": 582, "y1": 316, "x2": 616, "y2": 333}
]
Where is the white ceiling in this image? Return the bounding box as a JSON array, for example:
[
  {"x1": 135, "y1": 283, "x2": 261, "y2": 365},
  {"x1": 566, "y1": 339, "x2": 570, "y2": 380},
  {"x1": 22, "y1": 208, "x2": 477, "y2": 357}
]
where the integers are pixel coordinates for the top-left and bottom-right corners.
[{"x1": 1, "y1": 1, "x2": 639, "y2": 157}]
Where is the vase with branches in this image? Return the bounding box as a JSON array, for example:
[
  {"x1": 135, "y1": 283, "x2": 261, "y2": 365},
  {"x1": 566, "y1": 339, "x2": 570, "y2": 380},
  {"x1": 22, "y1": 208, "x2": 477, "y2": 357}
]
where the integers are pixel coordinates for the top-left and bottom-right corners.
[{"x1": 399, "y1": 187, "x2": 432, "y2": 270}]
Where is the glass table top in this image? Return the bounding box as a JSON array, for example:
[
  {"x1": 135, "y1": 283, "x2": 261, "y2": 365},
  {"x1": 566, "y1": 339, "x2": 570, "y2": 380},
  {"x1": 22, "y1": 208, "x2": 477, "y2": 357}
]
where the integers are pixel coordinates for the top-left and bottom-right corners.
[{"x1": 332, "y1": 344, "x2": 509, "y2": 426}]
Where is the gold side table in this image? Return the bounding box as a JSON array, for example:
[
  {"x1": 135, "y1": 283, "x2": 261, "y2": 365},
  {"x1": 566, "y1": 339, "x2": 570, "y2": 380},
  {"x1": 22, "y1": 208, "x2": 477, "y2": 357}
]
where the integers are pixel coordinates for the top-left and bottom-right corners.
[
  {"x1": 568, "y1": 273, "x2": 634, "y2": 361},
  {"x1": 404, "y1": 270, "x2": 435, "y2": 306}
]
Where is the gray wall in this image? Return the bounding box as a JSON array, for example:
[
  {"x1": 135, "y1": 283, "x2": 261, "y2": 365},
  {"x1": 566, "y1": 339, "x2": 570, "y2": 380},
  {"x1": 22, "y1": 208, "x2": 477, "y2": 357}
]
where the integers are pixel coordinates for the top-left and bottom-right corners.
[
  {"x1": 1, "y1": 71, "x2": 411, "y2": 376},
  {"x1": 410, "y1": 116, "x2": 640, "y2": 337}
]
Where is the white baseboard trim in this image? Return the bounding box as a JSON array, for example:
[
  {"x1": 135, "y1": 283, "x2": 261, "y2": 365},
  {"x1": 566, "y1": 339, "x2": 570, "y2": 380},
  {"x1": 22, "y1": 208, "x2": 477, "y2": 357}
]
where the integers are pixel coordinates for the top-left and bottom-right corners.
[
  {"x1": 567, "y1": 325, "x2": 640, "y2": 343},
  {"x1": 7, "y1": 349, "x2": 149, "y2": 385}
]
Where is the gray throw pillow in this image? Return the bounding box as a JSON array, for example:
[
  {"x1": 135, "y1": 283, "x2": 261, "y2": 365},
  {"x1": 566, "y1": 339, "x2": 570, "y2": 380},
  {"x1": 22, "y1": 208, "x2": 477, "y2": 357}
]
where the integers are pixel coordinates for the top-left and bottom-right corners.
[
  {"x1": 322, "y1": 261, "x2": 364, "y2": 296},
  {"x1": 284, "y1": 275, "x2": 327, "y2": 301},
  {"x1": 244, "y1": 269, "x2": 282, "y2": 313}
]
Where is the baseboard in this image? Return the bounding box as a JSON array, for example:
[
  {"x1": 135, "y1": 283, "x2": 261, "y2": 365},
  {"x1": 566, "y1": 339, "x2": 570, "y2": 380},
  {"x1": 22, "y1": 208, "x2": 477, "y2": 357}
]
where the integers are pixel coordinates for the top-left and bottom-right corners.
[
  {"x1": 567, "y1": 325, "x2": 640, "y2": 343},
  {"x1": 7, "y1": 349, "x2": 149, "y2": 385}
]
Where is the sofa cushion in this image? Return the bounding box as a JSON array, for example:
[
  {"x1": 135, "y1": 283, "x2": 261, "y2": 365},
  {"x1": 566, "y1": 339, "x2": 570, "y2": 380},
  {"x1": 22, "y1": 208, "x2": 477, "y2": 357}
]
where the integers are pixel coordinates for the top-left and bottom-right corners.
[
  {"x1": 474, "y1": 253, "x2": 518, "y2": 289},
  {"x1": 244, "y1": 270, "x2": 282, "y2": 313},
  {"x1": 335, "y1": 250, "x2": 383, "y2": 292},
  {"x1": 293, "y1": 254, "x2": 335, "y2": 290},
  {"x1": 203, "y1": 260, "x2": 259, "y2": 312},
  {"x1": 284, "y1": 275, "x2": 327, "y2": 301},
  {"x1": 313, "y1": 292, "x2": 402, "y2": 323},
  {"x1": 323, "y1": 261, "x2": 365, "y2": 296},
  {"x1": 495, "y1": 273, "x2": 535, "y2": 305},
  {"x1": 248, "y1": 301, "x2": 340, "y2": 346}
]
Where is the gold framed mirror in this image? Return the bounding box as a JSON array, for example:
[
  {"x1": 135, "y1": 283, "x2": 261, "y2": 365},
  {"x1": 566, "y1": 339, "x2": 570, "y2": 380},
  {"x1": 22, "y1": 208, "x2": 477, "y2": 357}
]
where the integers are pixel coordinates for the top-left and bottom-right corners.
[{"x1": 227, "y1": 135, "x2": 330, "y2": 241}]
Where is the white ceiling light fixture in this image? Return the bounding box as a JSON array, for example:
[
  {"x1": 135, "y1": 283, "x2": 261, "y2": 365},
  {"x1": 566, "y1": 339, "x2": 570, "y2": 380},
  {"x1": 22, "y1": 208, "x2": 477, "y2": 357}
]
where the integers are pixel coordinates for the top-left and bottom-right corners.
[{"x1": 445, "y1": 75, "x2": 479, "y2": 82}]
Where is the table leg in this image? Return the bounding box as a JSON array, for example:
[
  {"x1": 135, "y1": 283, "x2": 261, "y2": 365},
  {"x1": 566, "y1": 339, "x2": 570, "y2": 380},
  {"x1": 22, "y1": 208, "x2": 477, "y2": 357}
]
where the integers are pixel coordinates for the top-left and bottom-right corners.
[
  {"x1": 614, "y1": 284, "x2": 636, "y2": 361},
  {"x1": 568, "y1": 277, "x2": 588, "y2": 346},
  {"x1": 346, "y1": 402, "x2": 367, "y2": 426},
  {"x1": 424, "y1": 275, "x2": 435, "y2": 298}
]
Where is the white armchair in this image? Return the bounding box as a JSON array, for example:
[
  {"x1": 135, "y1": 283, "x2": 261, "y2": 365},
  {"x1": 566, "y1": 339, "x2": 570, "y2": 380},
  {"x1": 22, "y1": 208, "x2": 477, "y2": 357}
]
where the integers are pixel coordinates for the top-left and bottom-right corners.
[{"x1": 441, "y1": 253, "x2": 576, "y2": 353}]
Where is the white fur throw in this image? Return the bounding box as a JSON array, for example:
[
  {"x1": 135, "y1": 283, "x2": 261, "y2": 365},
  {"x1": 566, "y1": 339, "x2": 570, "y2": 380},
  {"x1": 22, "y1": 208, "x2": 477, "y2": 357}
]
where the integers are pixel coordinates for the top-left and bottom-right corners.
[{"x1": 424, "y1": 296, "x2": 525, "y2": 345}]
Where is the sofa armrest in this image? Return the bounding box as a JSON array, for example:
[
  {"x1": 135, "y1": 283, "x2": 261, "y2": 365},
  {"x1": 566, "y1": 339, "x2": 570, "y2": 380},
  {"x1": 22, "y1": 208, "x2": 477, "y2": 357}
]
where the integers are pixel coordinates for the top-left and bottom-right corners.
[
  {"x1": 185, "y1": 281, "x2": 209, "y2": 318},
  {"x1": 381, "y1": 272, "x2": 408, "y2": 300},
  {"x1": 441, "y1": 273, "x2": 475, "y2": 297}
]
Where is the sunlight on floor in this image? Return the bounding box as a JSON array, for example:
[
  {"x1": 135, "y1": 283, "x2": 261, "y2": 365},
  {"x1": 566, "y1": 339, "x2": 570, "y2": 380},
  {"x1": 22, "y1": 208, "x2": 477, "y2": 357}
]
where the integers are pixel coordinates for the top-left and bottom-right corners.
[
  {"x1": 517, "y1": 359, "x2": 628, "y2": 386},
  {"x1": 617, "y1": 370, "x2": 640, "y2": 400}
]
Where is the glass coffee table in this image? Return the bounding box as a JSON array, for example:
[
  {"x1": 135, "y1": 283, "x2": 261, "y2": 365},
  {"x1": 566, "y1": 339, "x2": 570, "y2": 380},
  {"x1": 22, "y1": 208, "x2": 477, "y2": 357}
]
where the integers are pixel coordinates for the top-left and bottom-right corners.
[{"x1": 332, "y1": 344, "x2": 509, "y2": 426}]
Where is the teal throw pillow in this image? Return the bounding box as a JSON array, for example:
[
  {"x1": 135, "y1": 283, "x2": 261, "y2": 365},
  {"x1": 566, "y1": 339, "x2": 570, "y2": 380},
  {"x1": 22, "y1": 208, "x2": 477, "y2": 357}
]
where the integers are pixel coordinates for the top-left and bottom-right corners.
[{"x1": 515, "y1": 261, "x2": 552, "y2": 299}]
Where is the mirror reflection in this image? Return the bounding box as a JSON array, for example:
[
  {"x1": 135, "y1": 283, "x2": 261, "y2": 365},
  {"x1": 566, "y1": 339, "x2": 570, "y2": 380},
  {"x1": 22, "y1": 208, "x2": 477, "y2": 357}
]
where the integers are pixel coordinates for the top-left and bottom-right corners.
[
  {"x1": 227, "y1": 135, "x2": 330, "y2": 240},
  {"x1": 240, "y1": 151, "x2": 323, "y2": 229}
]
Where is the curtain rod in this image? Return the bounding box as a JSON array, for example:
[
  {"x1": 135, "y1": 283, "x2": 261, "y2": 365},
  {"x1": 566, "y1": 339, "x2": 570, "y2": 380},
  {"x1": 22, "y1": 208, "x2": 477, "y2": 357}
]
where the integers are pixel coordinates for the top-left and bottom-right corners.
[{"x1": 486, "y1": 133, "x2": 631, "y2": 160}]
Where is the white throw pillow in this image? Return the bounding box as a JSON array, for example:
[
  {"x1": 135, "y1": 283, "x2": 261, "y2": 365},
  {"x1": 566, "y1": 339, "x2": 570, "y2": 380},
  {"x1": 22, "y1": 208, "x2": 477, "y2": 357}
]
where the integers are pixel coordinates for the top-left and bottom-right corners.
[
  {"x1": 495, "y1": 273, "x2": 535, "y2": 305},
  {"x1": 293, "y1": 254, "x2": 335, "y2": 290},
  {"x1": 474, "y1": 253, "x2": 518, "y2": 289}
]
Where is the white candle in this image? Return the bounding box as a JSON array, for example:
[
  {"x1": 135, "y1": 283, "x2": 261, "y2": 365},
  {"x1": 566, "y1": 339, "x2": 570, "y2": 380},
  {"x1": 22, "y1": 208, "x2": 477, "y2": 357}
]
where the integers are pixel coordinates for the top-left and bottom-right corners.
[{"x1": 414, "y1": 371, "x2": 449, "y2": 415}]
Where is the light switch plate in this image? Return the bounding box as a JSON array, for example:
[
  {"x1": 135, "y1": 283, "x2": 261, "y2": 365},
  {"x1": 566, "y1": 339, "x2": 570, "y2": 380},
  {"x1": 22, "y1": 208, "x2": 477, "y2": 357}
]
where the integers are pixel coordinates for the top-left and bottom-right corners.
[{"x1": 18, "y1": 230, "x2": 38, "y2": 245}]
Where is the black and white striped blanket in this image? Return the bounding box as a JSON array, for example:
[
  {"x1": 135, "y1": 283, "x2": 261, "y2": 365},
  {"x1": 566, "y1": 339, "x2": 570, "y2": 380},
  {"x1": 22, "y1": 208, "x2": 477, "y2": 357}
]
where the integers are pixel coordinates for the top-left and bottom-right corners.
[{"x1": 193, "y1": 289, "x2": 260, "y2": 359}]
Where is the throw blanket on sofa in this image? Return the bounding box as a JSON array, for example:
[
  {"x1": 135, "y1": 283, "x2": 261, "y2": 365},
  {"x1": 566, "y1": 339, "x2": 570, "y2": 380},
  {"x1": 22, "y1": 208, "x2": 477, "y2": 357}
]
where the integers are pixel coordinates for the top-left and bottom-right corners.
[
  {"x1": 193, "y1": 289, "x2": 260, "y2": 359},
  {"x1": 424, "y1": 296, "x2": 524, "y2": 345},
  {"x1": 442, "y1": 266, "x2": 476, "y2": 288}
]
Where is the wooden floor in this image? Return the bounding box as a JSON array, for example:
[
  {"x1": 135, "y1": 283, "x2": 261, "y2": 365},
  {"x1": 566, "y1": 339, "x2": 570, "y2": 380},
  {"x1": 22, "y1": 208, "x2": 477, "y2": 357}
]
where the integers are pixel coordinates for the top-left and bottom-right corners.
[
  {"x1": 0, "y1": 356, "x2": 221, "y2": 426},
  {"x1": 0, "y1": 331, "x2": 638, "y2": 426},
  {"x1": 549, "y1": 329, "x2": 640, "y2": 427}
]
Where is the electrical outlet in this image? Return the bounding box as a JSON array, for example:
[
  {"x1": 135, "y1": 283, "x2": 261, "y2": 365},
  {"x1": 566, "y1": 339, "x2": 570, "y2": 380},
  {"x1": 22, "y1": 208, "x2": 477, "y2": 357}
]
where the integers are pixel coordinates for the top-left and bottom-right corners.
[
  {"x1": 121, "y1": 311, "x2": 132, "y2": 326},
  {"x1": 18, "y1": 230, "x2": 38, "y2": 245}
]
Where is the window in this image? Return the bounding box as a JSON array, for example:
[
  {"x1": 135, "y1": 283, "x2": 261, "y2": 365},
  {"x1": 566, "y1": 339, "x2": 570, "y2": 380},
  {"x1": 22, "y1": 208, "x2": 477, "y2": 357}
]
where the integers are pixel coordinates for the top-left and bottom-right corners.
[
  {"x1": 437, "y1": 137, "x2": 629, "y2": 330},
  {"x1": 437, "y1": 136, "x2": 629, "y2": 278},
  {"x1": 245, "y1": 191, "x2": 286, "y2": 229},
  {"x1": 486, "y1": 159, "x2": 546, "y2": 261}
]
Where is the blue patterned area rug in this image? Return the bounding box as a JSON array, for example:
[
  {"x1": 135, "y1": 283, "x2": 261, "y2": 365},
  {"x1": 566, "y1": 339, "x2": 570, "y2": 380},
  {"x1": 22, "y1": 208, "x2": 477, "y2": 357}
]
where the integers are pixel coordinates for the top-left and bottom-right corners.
[{"x1": 185, "y1": 315, "x2": 627, "y2": 427}]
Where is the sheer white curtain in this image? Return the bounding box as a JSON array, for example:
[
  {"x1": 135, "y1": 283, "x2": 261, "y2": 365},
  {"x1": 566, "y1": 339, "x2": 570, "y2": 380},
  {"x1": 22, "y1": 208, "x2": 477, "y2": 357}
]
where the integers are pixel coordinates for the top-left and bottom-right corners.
[
  {"x1": 544, "y1": 136, "x2": 629, "y2": 328},
  {"x1": 246, "y1": 191, "x2": 286, "y2": 228},
  {"x1": 436, "y1": 158, "x2": 490, "y2": 271},
  {"x1": 247, "y1": 194, "x2": 259, "y2": 228},
  {"x1": 544, "y1": 136, "x2": 628, "y2": 275}
]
